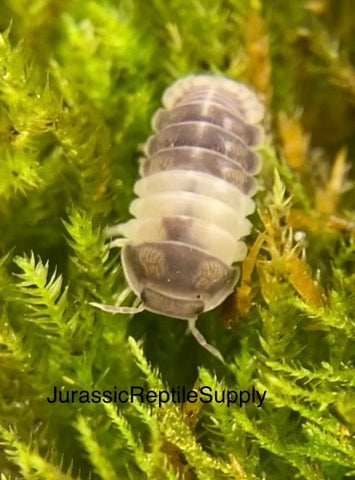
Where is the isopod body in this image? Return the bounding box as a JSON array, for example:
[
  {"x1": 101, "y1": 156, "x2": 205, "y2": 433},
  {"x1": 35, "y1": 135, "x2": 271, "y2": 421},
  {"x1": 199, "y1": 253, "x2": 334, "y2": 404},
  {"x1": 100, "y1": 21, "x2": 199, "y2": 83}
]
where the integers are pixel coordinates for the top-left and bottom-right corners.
[{"x1": 117, "y1": 75, "x2": 264, "y2": 320}]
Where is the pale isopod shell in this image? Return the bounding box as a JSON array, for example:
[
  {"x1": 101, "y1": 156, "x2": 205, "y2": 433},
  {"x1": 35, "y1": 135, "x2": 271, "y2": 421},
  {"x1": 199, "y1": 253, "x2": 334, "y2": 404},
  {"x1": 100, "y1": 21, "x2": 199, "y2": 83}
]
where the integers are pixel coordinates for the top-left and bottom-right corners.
[{"x1": 117, "y1": 75, "x2": 264, "y2": 320}]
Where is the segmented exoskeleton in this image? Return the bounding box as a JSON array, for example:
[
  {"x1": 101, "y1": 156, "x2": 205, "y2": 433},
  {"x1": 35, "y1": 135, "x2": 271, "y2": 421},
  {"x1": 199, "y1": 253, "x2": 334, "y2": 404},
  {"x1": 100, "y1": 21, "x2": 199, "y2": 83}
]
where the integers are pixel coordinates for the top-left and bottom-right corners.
[{"x1": 91, "y1": 75, "x2": 265, "y2": 360}]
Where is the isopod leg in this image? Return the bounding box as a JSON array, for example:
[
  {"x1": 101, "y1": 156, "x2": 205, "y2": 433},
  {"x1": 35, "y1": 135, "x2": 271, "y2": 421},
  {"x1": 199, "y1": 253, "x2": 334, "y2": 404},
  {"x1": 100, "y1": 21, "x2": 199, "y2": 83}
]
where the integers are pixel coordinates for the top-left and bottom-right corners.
[
  {"x1": 132, "y1": 296, "x2": 142, "y2": 309},
  {"x1": 90, "y1": 302, "x2": 145, "y2": 314},
  {"x1": 114, "y1": 285, "x2": 133, "y2": 307},
  {"x1": 187, "y1": 318, "x2": 224, "y2": 363},
  {"x1": 104, "y1": 223, "x2": 127, "y2": 238},
  {"x1": 90, "y1": 285, "x2": 145, "y2": 315},
  {"x1": 108, "y1": 238, "x2": 128, "y2": 249}
]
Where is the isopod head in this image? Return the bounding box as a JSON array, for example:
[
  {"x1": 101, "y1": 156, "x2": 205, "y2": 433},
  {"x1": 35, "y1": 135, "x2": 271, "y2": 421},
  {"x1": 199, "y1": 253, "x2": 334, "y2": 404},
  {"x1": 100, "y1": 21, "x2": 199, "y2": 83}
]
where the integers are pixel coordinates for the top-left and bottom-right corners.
[{"x1": 121, "y1": 242, "x2": 240, "y2": 320}]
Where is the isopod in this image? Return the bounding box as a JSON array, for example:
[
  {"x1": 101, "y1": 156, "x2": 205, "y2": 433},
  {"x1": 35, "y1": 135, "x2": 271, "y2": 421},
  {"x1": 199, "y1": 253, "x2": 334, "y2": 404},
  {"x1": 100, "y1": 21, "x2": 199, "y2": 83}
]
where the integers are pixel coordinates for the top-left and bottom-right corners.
[{"x1": 91, "y1": 75, "x2": 265, "y2": 360}]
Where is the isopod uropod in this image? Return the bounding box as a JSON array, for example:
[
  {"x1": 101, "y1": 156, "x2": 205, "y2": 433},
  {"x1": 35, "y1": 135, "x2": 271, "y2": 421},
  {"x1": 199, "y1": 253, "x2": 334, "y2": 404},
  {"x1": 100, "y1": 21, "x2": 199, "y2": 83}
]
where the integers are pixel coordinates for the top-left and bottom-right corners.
[{"x1": 91, "y1": 75, "x2": 265, "y2": 360}]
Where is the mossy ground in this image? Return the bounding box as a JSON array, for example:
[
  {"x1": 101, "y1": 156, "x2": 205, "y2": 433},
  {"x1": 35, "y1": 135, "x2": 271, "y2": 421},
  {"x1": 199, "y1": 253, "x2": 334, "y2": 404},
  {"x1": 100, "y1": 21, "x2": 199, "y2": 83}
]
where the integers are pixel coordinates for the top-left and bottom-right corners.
[{"x1": 0, "y1": 1, "x2": 354, "y2": 479}]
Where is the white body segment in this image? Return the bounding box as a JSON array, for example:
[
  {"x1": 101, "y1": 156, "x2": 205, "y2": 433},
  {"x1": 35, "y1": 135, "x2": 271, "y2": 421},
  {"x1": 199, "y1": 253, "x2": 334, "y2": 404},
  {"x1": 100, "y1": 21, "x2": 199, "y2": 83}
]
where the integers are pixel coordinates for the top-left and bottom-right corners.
[{"x1": 134, "y1": 170, "x2": 256, "y2": 212}]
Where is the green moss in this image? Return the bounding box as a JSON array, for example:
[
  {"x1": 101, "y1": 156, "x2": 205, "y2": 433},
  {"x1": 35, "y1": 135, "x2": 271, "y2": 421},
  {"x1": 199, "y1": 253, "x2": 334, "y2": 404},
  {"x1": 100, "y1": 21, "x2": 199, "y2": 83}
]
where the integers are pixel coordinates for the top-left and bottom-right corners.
[{"x1": 0, "y1": 0, "x2": 354, "y2": 479}]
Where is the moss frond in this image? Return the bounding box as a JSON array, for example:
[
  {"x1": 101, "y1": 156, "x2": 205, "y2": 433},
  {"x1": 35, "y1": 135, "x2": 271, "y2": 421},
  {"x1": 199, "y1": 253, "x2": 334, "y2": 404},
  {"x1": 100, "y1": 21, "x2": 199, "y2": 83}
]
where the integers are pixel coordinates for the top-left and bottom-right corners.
[
  {"x1": 74, "y1": 416, "x2": 117, "y2": 480},
  {"x1": 0, "y1": 424, "x2": 80, "y2": 480},
  {"x1": 14, "y1": 252, "x2": 68, "y2": 336}
]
